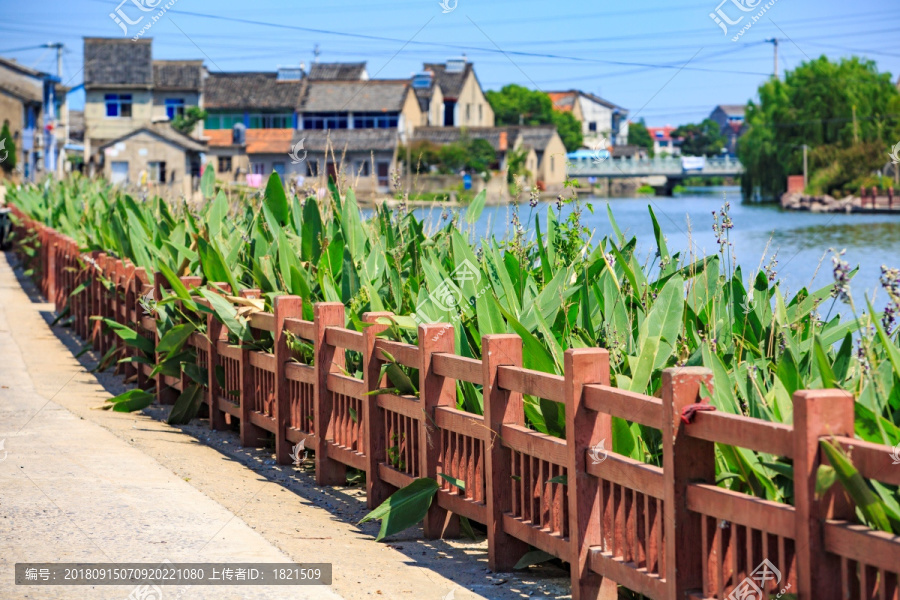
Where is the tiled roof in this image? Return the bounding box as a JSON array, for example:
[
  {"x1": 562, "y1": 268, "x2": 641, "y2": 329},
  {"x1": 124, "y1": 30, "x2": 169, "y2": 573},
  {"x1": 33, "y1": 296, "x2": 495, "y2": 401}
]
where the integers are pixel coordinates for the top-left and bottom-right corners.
[
  {"x1": 647, "y1": 126, "x2": 677, "y2": 142},
  {"x1": 293, "y1": 128, "x2": 398, "y2": 152},
  {"x1": 98, "y1": 123, "x2": 207, "y2": 153},
  {"x1": 423, "y1": 62, "x2": 472, "y2": 99},
  {"x1": 414, "y1": 86, "x2": 435, "y2": 112},
  {"x1": 204, "y1": 129, "x2": 234, "y2": 147},
  {"x1": 84, "y1": 37, "x2": 152, "y2": 88},
  {"x1": 246, "y1": 129, "x2": 294, "y2": 154},
  {"x1": 301, "y1": 80, "x2": 410, "y2": 112},
  {"x1": 204, "y1": 72, "x2": 306, "y2": 110},
  {"x1": 509, "y1": 125, "x2": 558, "y2": 151},
  {"x1": 548, "y1": 91, "x2": 576, "y2": 113},
  {"x1": 153, "y1": 60, "x2": 203, "y2": 90},
  {"x1": 714, "y1": 104, "x2": 747, "y2": 116},
  {"x1": 412, "y1": 127, "x2": 509, "y2": 152},
  {"x1": 0, "y1": 58, "x2": 43, "y2": 103},
  {"x1": 308, "y1": 62, "x2": 367, "y2": 80}
]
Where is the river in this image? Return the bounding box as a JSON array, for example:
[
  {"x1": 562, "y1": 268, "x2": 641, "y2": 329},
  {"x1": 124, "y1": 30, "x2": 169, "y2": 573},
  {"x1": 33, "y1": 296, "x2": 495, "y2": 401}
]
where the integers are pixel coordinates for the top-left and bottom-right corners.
[{"x1": 404, "y1": 186, "x2": 900, "y2": 311}]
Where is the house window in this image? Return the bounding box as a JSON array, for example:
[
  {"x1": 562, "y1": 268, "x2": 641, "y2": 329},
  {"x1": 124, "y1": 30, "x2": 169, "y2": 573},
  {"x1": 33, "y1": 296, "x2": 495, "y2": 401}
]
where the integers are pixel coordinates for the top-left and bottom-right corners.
[
  {"x1": 251, "y1": 163, "x2": 266, "y2": 175},
  {"x1": 302, "y1": 112, "x2": 349, "y2": 130},
  {"x1": 165, "y1": 98, "x2": 185, "y2": 120},
  {"x1": 466, "y1": 104, "x2": 471, "y2": 122},
  {"x1": 355, "y1": 160, "x2": 370, "y2": 176},
  {"x1": 478, "y1": 104, "x2": 483, "y2": 124},
  {"x1": 376, "y1": 162, "x2": 390, "y2": 187},
  {"x1": 148, "y1": 161, "x2": 167, "y2": 183},
  {"x1": 111, "y1": 161, "x2": 129, "y2": 184},
  {"x1": 550, "y1": 156, "x2": 555, "y2": 172},
  {"x1": 105, "y1": 94, "x2": 132, "y2": 118},
  {"x1": 205, "y1": 112, "x2": 243, "y2": 129},
  {"x1": 352, "y1": 112, "x2": 399, "y2": 129},
  {"x1": 218, "y1": 156, "x2": 232, "y2": 172},
  {"x1": 248, "y1": 113, "x2": 293, "y2": 129},
  {"x1": 588, "y1": 122, "x2": 597, "y2": 132}
]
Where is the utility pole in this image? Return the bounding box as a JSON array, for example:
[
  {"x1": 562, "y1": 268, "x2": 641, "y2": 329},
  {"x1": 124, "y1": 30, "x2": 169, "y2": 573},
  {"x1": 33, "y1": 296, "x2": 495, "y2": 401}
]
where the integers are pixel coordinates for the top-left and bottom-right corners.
[
  {"x1": 765, "y1": 38, "x2": 779, "y2": 79},
  {"x1": 41, "y1": 42, "x2": 65, "y2": 176},
  {"x1": 802, "y1": 144, "x2": 808, "y2": 190}
]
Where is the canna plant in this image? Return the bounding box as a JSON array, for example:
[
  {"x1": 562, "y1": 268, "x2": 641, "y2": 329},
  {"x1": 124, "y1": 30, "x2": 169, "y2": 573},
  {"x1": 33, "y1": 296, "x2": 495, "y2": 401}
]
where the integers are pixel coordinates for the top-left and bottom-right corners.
[{"x1": 9, "y1": 168, "x2": 900, "y2": 534}]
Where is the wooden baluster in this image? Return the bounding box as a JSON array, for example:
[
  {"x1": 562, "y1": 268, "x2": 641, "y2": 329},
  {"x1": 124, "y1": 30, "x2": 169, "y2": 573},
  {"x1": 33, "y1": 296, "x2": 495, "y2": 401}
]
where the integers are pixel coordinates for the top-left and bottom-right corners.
[
  {"x1": 313, "y1": 302, "x2": 347, "y2": 485},
  {"x1": 481, "y1": 334, "x2": 530, "y2": 571},
  {"x1": 794, "y1": 389, "x2": 854, "y2": 600},
  {"x1": 663, "y1": 367, "x2": 714, "y2": 600},
  {"x1": 206, "y1": 283, "x2": 231, "y2": 430},
  {"x1": 565, "y1": 348, "x2": 617, "y2": 600},
  {"x1": 239, "y1": 288, "x2": 266, "y2": 446},
  {"x1": 362, "y1": 311, "x2": 393, "y2": 509},
  {"x1": 274, "y1": 295, "x2": 303, "y2": 465},
  {"x1": 419, "y1": 322, "x2": 459, "y2": 539}
]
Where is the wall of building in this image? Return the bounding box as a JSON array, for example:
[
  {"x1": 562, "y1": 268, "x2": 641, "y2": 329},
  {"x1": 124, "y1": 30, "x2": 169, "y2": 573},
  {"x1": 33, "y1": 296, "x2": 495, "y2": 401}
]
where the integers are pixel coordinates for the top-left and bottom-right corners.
[
  {"x1": 84, "y1": 89, "x2": 153, "y2": 156},
  {"x1": 151, "y1": 90, "x2": 203, "y2": 137},
  {"x1": 399, "y1": 91, "x2": 424, "y2": 141},
  {"x1": 456, "y1": 73, "x2": 494, "y2": 127},
  {"x1": 536, "y1": 135, "x2": 568, "y2": 188},
  {"x1": 101, "y1": 130, "x2": 192, "y2": 197},
  {"x1": 578, "y1": 96, "x2": 614, "y2": 147}
]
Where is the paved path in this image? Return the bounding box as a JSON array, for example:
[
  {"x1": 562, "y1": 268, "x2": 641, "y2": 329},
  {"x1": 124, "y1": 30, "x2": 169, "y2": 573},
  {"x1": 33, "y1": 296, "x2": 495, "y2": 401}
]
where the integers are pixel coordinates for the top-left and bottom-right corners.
[
  {"x1": 0, "y1": 260, "x2": 346, "y2": 600},
  {"x1": 0, "y1": 252, "x2": 569, "y2": 600}
]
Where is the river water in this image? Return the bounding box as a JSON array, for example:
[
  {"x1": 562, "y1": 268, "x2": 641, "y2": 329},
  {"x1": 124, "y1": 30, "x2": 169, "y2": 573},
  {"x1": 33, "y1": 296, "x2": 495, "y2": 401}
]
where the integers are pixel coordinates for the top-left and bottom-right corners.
[{"x1": 405, "y1": 186, "x2": 900, "y2": 310}]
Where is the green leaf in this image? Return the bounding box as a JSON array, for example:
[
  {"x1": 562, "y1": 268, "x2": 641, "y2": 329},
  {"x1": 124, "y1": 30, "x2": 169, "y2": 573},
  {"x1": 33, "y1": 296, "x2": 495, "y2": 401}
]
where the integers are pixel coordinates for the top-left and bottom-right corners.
[
  {"x1": 167, "y1": 383, "x2": 204, "y2": 425},
  {"x1": 820, "y1": 439, "x2": 891, "y2": 532},
  {"x1": 156, "y1": 323, "x2": 196, "y2": 355},
  {"x1": 198, "y1": 288, "x2": 252, "y2": 343},
  {"x1": 107, "y1": 389, "x2": 155, "y2": 412},
  {"x1": 547, "y1": 474, "x2": 568, "y2": 485},
  {"x1": 200, "y1": 163, "x2": 216, "y2": 199},
  {"x1": 464, "y1": 189, "x2": 487, "y2": 224},
  {"x1": 438, "y1": 473, "x2": 465, "y2": 491},
  {"x1": 359, "y1": 477, "x2": 439, "y2": 541},
  {"x1": 264, "y1": 171, "x2": 289, "y2": 227},
  {"x1": 100, "y1": 318, "x2": 155, "y2": 354}
]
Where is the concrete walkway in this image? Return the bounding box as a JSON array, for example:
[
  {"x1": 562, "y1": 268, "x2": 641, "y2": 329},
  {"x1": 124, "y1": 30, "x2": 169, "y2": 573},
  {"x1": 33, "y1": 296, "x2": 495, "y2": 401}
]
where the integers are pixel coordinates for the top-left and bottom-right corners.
[{"x1": 0, "y1": 252, "x2": 571, "y2": 600}]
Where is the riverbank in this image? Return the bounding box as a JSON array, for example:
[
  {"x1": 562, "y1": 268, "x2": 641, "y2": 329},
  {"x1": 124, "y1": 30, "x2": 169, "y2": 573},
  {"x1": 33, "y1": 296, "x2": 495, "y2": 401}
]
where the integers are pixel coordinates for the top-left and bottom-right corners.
[{"x1": 781, "y1": 191, "x2": 900, "y2": 213}]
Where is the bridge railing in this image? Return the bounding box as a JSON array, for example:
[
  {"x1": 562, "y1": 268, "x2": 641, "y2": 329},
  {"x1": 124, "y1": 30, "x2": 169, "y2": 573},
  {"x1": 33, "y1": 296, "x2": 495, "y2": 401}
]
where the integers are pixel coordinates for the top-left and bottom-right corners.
[{"x1": 568, "y1": 155, "x2": 744, "y2": 177}]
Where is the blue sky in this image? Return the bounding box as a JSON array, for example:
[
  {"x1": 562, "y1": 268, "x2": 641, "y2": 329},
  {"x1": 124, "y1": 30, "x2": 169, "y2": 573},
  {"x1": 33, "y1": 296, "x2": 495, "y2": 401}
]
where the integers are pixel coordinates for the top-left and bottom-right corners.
[{"x1": 3, "y1": 0, "x2": 898, "y2": 125}]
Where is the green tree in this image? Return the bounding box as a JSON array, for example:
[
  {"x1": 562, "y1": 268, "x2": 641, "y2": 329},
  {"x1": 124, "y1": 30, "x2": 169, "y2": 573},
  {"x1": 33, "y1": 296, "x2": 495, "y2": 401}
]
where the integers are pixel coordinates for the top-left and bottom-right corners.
[
  {"x1": 672, "y1": 119, "x2": 726, "y2": 156},
  {"x1": 486, "y1": 84, "x2": 583, "y2": 151},
  {"x1": 0, "y1": 120, "x2": 17, "y2": 173},
  {"x1": 172, "y1": 106, "x2": 208, "y2": 136},
  {"x1": 628, "y1": 119, "x2": 653, "y2": 155},
  {"x1": 465, "y1": 138, "x2": 497, "y2": 173},
  {"x1": 739, "y1": 56, "x2": 900, "y2": 200}
]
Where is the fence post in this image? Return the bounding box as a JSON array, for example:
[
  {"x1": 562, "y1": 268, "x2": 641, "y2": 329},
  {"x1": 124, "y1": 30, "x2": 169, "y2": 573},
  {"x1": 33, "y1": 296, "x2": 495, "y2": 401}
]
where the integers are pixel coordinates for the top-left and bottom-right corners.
[
  {"x1": 238, "y1": 288, "x2": 266, "y2": 447},
  {"x1": 362, "y1": 311, "x2": 393, "y2": 509},
  {"x1": 313, "y1": 302, "x2": 347, "y2": 485},
  {"x1": 120, "y1": 262, "x2": 137, "y2": 380},
  {"x1": 206, "y1": 283, "x2": 231, "y2": 430},
  {"x1": 793, "y1": 389, "x2": 854, "y2": 600},
  {"x1": 46, "y1": 235, "x2": 57, "y2": 310},
  {"x1": 274, "y1": 295, "x2": 303, "y2": 465},
  {"x1": 662, "y1": 366, "x2": 714, "y2": 600},
  {"x1": 565, "y1": 348, "x2": 617, "y2": 600},
  {"x1": 481, "y1": 334, "x2": 530, "y2": 571},
  {"x1": 90, "y1": 252, "x2": 107, "y2": 354},
  {"x1": 419, "y1": 322, "x2": 459, "y2": 539}
]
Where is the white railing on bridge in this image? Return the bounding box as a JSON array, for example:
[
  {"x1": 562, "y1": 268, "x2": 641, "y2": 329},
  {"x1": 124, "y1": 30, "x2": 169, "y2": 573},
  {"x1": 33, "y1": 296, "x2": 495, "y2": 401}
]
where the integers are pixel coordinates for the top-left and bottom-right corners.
[{"x1": 568, "y1": 155, "x2": 744, "y2": 177}]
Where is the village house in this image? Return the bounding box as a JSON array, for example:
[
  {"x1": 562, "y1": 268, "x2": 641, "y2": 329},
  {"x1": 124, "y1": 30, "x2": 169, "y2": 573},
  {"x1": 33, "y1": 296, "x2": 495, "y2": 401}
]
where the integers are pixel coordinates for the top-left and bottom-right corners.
[
  {"x1": 307, "y1": 62, "x2": 368, "y2": 81},
  {"x1": 0, "y1": 57, "x2": 67, "y2": 180},
  {"x1": 420, "y1": 58, "x2": 494, "y2": 127},
  {"x1": 292, "y1": 128, "x2": 399, "y2": 195},
  {"x1": 97, "y1": 123, "x2": 206, "y2": 197},
  {"x1": 82, "y1": 37, "x2": 205, "y2": 184},
  {"x1": 548, "y1": 90, "x2": 628, "y2": 148},
  {"x1": 411, "y1": 124, "x2": 567, "y2": 191},
  {"x1": 647, "y1": 125, "x2": 681, "y2": 157},
  {"x1": 708, "y1": 104, "x2": 747, "y2": 156}
]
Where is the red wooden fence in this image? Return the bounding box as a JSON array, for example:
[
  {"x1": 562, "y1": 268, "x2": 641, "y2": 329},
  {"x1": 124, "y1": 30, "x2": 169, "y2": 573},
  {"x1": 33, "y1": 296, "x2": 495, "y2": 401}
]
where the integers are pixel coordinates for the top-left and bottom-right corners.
[{"x1": 11, "y1": 207, "x2": 900, "y2": 600}]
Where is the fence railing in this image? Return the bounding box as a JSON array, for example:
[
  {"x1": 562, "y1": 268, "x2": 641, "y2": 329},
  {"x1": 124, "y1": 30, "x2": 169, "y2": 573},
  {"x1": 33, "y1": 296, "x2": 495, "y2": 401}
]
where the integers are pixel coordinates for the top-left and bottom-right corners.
[{"x1": 11, "y1": 205, "x2": 900, "y2": 600}]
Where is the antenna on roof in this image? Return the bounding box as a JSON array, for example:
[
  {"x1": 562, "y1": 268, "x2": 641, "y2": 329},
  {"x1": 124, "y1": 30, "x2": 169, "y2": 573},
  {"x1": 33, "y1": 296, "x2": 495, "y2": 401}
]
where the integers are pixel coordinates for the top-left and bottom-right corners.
[{"x1": 313, "y1": 44, "x2": 321, "y2": 64}]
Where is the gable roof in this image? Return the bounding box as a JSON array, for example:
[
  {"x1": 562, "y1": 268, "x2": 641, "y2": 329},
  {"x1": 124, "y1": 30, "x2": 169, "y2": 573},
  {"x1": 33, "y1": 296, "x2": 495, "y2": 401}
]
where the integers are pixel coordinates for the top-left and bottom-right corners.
[
  {"x1": 301, "y1": 80, "x2": 411, "y2": 112},
  {"x1": 422, "y1": 62, "x2": 474, "y2": 99},
  {"x1": 204, "y1": 72, "x2": 306, "y2": 110},
  {"x1": 0, "y1": 58, "x2": 44, "y2": 103},
  {"x1": 153, "y1": 60, "x2": 203, "y2": 91},
  {"x1": 84, "y1": 37, "x2": 153, "y2": 88},
  {"x1": 508, "y1": 125, "x2": 558, "y2": 152},
  {"x1": 713, "y1": 104, "x2": 747, "y2": 117},
  {"x1": 548, "y1": 91, "x2": 577, "y2": 113},
  {"x1": 308, "y1": 62, "x2": 367, "y2": 80},
  {"x1": 98, "y1": 123, "x2": 206, "y2": 153},
  {"x1": 292, "y1": 128, "x2": 398, "y2": 152}
]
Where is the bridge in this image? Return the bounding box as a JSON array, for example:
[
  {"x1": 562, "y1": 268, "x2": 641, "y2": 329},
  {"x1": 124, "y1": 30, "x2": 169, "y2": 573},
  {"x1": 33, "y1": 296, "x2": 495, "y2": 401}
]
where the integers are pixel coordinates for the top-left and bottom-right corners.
[{"x1": 567, "y1": 155, "x2": 744, "y2": 178}]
